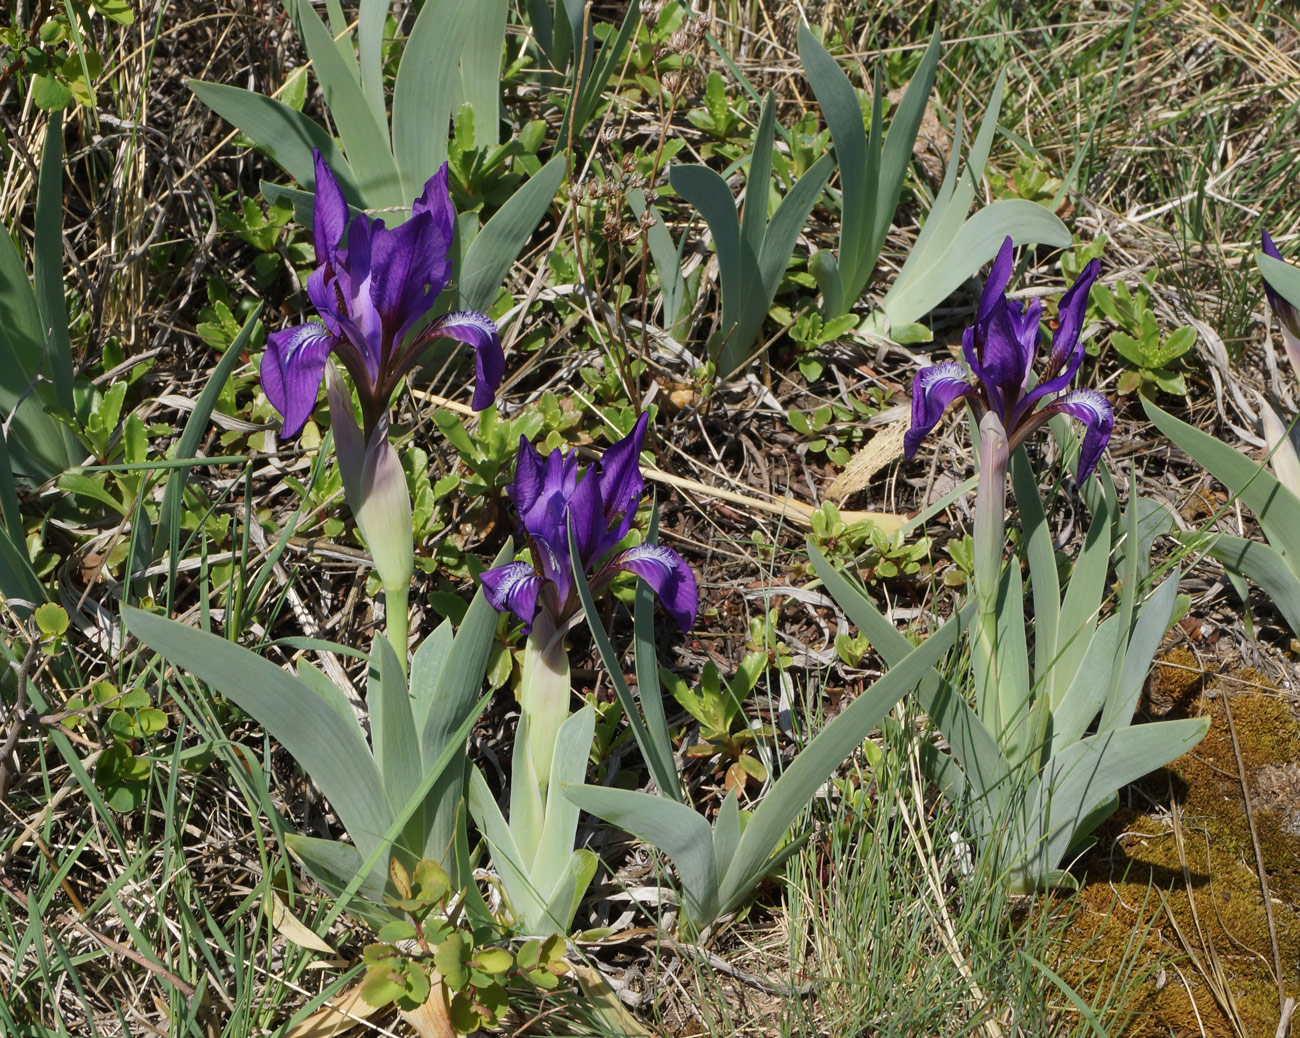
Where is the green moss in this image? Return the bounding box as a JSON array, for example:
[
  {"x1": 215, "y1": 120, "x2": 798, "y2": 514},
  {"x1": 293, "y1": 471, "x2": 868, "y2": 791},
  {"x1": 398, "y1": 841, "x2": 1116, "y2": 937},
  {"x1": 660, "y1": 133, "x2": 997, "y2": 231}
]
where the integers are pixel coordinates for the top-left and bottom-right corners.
[{"x1": 1053, "y1": 674, "x2": 1300, "y2": 1037}]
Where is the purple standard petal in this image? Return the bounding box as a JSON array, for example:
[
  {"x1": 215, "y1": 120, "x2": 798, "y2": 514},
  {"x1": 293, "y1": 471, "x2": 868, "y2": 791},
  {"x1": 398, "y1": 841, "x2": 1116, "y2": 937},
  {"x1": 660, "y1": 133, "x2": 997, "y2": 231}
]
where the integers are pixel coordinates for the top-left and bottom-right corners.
[
  {"x1": 975, "y1": 297, "x2": 1036, "y2": 403},
  {"x1": 596, "y1": 412, "x2": 649, "y2": 532},
  {"x1": 412, "y1": 163, "x2": 457, "y2": 255},
  {"x1": 979, "y1": 237, "x2": 1016, "y2": 323},
  {"x1": 605, "y1": 543, "x2": 698, "y2": 631},
  {"x1": 904, "y1": 362, "x2": 977, "y2": 460},
  {"x1": 1046, "y1": 388, "x2": 1113, "y2": 483},
  {"x1": 510, "y1": 434, "x2": 548, "y2": 518},
  {"x1": 262, "y1": 321, "x2": 339, "y2": 438},
  {"x1": 373, "y1": 207, "x2": 454, "y2": 352},
  {"x1": 310, "y1": 150, "x2": 351, "y2": 267},
  {"x1": 480, "y1": 561, "x2": 543, "y2": 630},
  {"x1": 1020, "y1": 258, "x2": 1101, "y2": 414},
  {"x1": 422, "y1": 310, "x2": 504, "y2": 411},
  {"x1": 566, "y1": 462, "x2": 608, "y2": 569},
  {"x1": 321, "y1": 213, "x2": 385, "y2": 382}
]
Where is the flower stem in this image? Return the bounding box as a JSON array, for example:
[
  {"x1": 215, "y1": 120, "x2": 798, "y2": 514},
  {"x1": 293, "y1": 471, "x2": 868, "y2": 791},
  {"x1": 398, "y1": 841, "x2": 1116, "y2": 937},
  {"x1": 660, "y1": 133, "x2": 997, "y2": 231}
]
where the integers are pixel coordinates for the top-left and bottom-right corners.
[
  {"x1": 520, "y1": 612, "x2": 571, "y2": 792},
  {"x1": 385, "y1": 584, "x2": 409, "y2": 676},
  {"x1": 972, "y1": 412, "x2": 1010, "y2": 742}
]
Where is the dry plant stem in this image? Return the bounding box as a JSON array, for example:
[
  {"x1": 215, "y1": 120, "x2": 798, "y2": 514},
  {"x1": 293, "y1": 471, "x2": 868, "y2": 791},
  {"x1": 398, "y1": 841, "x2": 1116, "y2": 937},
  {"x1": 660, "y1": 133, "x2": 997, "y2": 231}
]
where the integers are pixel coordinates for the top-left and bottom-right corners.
[
  {"x1": 1277, "y1": 997, "x2": 1295, "y2": 1038},
  {"x1": 901, "y1": 718, "x2": 1006, "y2": 1038},
  {"x1": 0, "y1": 636, "x2": 41, "y2": 802},
  {"x1": 1221, "y1": 691, "x2": 1287, "y2": 1013}
]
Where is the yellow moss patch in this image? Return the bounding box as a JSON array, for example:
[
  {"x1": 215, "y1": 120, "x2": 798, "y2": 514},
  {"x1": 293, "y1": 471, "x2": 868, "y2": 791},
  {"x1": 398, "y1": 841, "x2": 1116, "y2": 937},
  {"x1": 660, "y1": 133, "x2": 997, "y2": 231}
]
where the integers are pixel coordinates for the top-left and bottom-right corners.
[{"x1": 1054, "y1": 674, "x2": 1300, "y2": 1037}]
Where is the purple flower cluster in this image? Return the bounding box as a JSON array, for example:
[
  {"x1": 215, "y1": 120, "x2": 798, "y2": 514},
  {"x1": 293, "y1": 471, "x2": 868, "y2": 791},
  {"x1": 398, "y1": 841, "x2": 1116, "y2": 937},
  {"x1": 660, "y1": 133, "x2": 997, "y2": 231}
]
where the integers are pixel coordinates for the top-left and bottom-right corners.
[
  {"x1": 261, "y1": 150, "x2": 504, "y2": 440},
  {"x1": 904, "y1": 238, "x2": 1111, "y2": 481},
  {"x1": 481, "y1": 414, "x2": 698, "y2": 633}
]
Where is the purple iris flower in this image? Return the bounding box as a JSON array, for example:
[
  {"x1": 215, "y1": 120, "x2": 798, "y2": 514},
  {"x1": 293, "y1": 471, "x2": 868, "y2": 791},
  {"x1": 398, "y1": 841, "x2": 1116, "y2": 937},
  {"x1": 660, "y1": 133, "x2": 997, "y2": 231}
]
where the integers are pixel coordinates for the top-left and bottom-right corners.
[
  {"x1": 481, "y1": 413, "x2": 698, "y2": 633},
  {"x1": 1262, "y1": 231, "x2": 1300, "y2": 373},
  {"x1": 903, "y1": 237, "x2": 1110, "y2": 481},
  {"x1": 261, "y1": 150, "x2": 505, "y2": 440}
]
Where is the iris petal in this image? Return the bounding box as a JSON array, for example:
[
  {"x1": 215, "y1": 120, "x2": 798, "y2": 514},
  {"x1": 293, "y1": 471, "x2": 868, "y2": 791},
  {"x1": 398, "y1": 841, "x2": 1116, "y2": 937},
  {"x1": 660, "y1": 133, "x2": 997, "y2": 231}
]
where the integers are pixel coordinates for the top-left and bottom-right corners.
[
  {"x1": 413, "y1": 163, "x2": 457, "y2": 256},
  {"x1": 566, "y1": 466, "x2": 607, "y2": 568},
  {"x1": 262, "y1": 322, "x2": 339, "y2": 438},
  {"x1": 480, "y1": 561, "x2": 543, "y2": 631},
  {"x1": 510, "y1": 435, "x2": 548, "y2": 518},
  {"x1": 424, "y1": 310, "x2": 505, "y2": 411},
  {"x1": 606, "y1": 543, "x2": 698, "y2": 631},
  {"x1": 310, "y1": 150, "x2": 351, "y2": 268},
  {"x1": 1044, "y1": 388, "x2": 1113, "y2": 483},
  {"x1": 905, "y1": 362, "x2": 977, "y2": 460},
  {"x1": 597, "y1": 413, "x2": 649, "y2": 534},
  {"x1": 979, "y1": 237, "x2": 1016, "y2": 323},
  {"x1": 1020, "y1": 258, "x2": 1100, "y2": 415}
]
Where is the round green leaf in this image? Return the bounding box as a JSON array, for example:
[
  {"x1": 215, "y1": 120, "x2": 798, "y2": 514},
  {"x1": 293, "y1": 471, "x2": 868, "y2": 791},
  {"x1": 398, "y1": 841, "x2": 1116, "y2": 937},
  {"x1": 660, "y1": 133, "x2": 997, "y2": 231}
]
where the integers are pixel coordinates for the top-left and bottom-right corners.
[
  {"x1": 35, "y1": 603, "x2": 69, "y2": 637},
  {"x1": 31, "y1": 72, "x2": 72, "y2": 110}
]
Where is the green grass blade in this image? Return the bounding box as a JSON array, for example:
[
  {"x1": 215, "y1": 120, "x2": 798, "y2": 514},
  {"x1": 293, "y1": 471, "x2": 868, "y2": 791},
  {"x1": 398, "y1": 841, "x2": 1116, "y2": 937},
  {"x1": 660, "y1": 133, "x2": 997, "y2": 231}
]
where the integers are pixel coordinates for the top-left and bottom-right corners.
[
  {"x1": 417, "y1": 540, "x2": 512, "y2": 870},
  {"x1": 159, "y1": 303, "x2": 262, "y2": 582},
  {"x1": 561, "y1": 0, "x2": 639, "y2": 143},
  {"x1": 873, "y1": 31, "x2": 941, "y2": 259},
  {"x1": 1010, "y1": 450, "x2": 1059, "y2": 691},
  {"x1": 409, "y1": 619, "x2": 454, "y2": 752},
  {"x1": 356, "y1": 0, "x2": 388, "y2": 130},
  {"x1": 532, "y1": 705, "x2": 596, "y2": 903},
  {"x1": 1098, "y1": 575, "x2": 1178, "y2": 735},
  {"x1": 796, "y1": 24, "x2": 866, "y2": 287},
  {"x1": 1145, "y1": 397, "x2": 1300, "y2": 563},
  {"x1": 808, "y1": 540, "x2": 1009, "y2": 818},
  {"x1": 569, "y1": 522, "x2": 681, "y2": 800},
  {"x1": 1202, "y1": 532, "x2": 1300, "y2": 637},
  {"x1": 1259, "y1": 250, "x2": 1300, "y2": 309},
  {"x1": 1037, "y1": 716, "x2": 1208, "y2": 876},
  {"x1": 1052, "y1": 495, "x2": 1111, "y2": 710},
  {"x1": 0, "y1": 182, "x2": 77, "y2": 481},
  {"x1": 458, "y1": 0, "x2": 508, "y2": 148},
  {"x1": 671, "y1": 164, "x2": 743, "y2": 345},
  {"x1": 633, "y1": 506, "x2": 682, "y2": 802},
  {"x1": 739, "y1": 94, "x2": 777, "y2": 266},
  {"x1": 370, "y1": 635, "x2": 423, "y2": 819},
  {"x1": 294, "y1": 0, "x2": 402, "y2": 208}
]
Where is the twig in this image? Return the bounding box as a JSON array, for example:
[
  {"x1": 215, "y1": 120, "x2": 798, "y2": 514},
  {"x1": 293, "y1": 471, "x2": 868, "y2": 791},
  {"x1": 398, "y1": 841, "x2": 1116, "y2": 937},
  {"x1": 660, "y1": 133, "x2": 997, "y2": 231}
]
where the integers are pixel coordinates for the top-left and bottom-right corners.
[
  {"x1": 1221, "y1": 691, "x2": 1287, "y2": 1013},
  {"x1": 1276, "y1": 997, "x2": 1295, "y2": 1038},
  {"x1": 0, "y1": 635, "x2": 41, "y2": 802}
]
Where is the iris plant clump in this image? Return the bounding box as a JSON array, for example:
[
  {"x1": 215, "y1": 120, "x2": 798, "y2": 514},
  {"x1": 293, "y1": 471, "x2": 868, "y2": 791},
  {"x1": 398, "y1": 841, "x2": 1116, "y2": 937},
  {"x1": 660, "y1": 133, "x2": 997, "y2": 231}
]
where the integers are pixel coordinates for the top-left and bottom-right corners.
[
  {"x1": 262, "y1": 151, "x2": 504, "y2": 660},
  {"x1": 482, "y1": 414, "x2": 696, "y2": 797},
  {"x1": 906, "y1": 237, "x2": 1106, "y2": 753}
]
